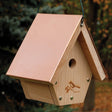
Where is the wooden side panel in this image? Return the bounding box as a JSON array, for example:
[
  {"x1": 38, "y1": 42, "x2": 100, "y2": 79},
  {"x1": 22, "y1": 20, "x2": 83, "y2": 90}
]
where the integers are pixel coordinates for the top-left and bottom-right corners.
[
  {"x1": 21, "y1": 80, "x2": 54, "y2": 104},
  {"x1": 80, "y1": 23, "x2": 106, "y2": 80},
  {"x1": 51, "y1": 40, "x2": 92, "y2": 106},
  {"x1": 49, "y1": 85, "x2": 59, "y2": 105}
]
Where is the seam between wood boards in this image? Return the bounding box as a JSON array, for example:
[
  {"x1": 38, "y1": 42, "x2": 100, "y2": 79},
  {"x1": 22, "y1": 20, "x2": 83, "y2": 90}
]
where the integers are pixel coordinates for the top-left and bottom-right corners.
[{"x1": 48, "y1": 85, "x2": 56, "y2": 105}]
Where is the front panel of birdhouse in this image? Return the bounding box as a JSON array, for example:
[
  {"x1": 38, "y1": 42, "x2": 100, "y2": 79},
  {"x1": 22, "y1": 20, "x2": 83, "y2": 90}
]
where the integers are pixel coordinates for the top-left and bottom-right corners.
[{"x1": 51, "y1": 38, "x2": 92, "y2": 105}]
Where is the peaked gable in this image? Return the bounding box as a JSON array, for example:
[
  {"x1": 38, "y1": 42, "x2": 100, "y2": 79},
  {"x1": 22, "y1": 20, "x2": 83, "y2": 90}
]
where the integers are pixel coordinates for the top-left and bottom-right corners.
[{"x1": 51, "y1": 22, "x2": 106, "y2": 84}]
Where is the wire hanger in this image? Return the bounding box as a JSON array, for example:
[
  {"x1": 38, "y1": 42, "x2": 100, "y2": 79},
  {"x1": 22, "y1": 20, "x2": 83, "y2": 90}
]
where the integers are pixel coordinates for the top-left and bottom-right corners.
[{"x1": 80, "y1": 0, "x2": 84, "y2": 27}]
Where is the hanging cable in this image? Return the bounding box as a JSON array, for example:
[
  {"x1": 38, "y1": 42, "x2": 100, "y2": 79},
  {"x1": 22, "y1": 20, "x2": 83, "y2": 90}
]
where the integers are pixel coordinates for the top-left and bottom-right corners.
[
  {"x1": 37, "y1": 1, "x2": 40, "y2": 13},
  {"x1": 80, "y1": 0, "x2": 84, "y2": 27}
]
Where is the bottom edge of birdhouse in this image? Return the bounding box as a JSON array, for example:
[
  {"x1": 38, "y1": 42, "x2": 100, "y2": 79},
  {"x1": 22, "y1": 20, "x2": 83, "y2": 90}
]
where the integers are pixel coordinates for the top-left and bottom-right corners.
[{"x1": 20, "y1": 80, "x2": 86, "y2": 106}]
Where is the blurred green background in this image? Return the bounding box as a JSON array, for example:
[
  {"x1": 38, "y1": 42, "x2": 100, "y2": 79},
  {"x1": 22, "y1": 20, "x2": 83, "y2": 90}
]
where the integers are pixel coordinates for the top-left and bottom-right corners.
[{"x1": 0, "y1": 0, "x2": 112, "y2": 112}]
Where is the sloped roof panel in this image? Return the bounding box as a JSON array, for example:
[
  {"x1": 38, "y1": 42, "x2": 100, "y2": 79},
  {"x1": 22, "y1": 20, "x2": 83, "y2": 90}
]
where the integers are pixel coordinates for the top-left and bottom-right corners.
[{"x1": 7, "y1": 14, "x2": 82, "y2": 82}]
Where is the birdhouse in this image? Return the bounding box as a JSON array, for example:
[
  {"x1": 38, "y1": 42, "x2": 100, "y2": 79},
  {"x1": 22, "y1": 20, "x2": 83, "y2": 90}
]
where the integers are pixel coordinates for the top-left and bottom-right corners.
[{"x1": 6, "y1": 14, "x2": 106, "y2": 106}]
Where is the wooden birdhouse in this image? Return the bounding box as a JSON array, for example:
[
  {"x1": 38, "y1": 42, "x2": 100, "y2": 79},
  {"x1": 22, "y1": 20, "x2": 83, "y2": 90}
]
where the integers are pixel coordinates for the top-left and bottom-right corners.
[{"x1": 6, "y1": 14, "x2": 106, "y2": 106}]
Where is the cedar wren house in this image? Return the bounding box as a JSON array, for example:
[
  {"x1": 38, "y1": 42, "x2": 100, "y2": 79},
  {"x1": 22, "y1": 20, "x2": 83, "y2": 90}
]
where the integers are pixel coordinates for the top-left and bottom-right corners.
[{"x1": 7, "y1": 14, "x2": 106, "y2": 106}]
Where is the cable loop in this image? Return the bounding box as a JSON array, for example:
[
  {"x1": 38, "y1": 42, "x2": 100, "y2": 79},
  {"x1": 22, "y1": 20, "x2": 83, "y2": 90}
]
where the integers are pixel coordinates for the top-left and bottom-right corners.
[{"x1": 80, "y1": 0, "x2": 84, "y2": 27}]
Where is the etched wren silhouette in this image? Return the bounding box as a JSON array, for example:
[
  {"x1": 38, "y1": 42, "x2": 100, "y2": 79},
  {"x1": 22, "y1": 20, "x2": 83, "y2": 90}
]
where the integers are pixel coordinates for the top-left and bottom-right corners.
[{"x1": 65, "y1": 81, "x2": 80, "y2": 93}]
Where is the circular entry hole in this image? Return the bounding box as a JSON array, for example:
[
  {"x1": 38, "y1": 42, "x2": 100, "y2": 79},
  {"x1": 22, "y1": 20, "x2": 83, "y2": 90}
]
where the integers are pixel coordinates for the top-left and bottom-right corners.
[{"x1": 69, "y1": 58, "x2": 76, "y2": 68}]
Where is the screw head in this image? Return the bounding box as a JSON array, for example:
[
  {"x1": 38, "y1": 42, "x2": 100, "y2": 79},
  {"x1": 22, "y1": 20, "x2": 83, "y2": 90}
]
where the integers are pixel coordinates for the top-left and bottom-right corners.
[
  {"x1": 59, "y1": 96, "x2": 62, "y2": 100},
  {"x1": 70, "y1": 96, "x2": 73, "y2": 100},
  {"x1": 87, "y1": 78, "x2": 90, "y2": 82},
  {"x1": 1, "y1": 91, "x2": 5, "y2": 95},
  {"x1": 55, "y1": 81, "x2": 57, "y2": 85}
]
